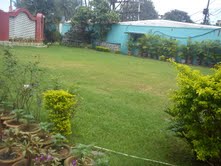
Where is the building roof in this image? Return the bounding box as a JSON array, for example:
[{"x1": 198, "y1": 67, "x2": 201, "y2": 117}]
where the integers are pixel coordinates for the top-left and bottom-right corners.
[{"x1": 119, "y1": 20, "x2": 220, "y2": 29}]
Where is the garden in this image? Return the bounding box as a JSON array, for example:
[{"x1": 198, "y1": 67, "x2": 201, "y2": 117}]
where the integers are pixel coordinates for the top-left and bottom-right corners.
[
  {"x1": 0, "y1": 45, "x2": 220, "y2": 166},
  {"x1": 1, "y1": 46, "x2": 219, "y2": 166},
  {"x1": 127, "y1": 34, "x2": 221, "y2": 67},
  {"x1": 0, "y1": 47, "x2": 109, "y2": 166}
]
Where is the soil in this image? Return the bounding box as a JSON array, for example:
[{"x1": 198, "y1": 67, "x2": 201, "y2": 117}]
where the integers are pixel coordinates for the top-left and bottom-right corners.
[
  {"x1": 35, "y1": 132, "x2": 52, "y2": 146},
  {"x1": 48, "y1": 144, "x2": 71, "y2": 159},
  {"x1": 0, "y1": 152, "x2": 18, "y2": 160},
  {"x1": 12, "y1": 159, "x2": 27, "y2": 166},
  {"x1": 6, "y1": 120, "x2": 23, "y2": 126},
  {"x1": 19, "y1": 124, "x2": 40, "y2": 133},
  {"x1": 38, "y1": 133, "x2": 51, "y2": 141},
  {"x1": 0, "y1": 111, "x2": 14, "y2": 120},
  {"x1": 58, "y1": 146, "x2": 69, "y2": 156}
]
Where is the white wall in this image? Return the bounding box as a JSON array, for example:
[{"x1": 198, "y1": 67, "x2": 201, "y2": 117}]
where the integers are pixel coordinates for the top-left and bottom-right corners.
[{"x1": 9, "y1": 12, "x2": 36, "y2": 39}]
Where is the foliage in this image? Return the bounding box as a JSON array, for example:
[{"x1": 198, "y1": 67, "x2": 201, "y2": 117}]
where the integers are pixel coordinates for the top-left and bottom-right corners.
[
  {"x1": 95, "y1": 46, "x2": 110, "y2": 52},
  {"x1": 39, "y1": 122, "x2": 52, "y2": 134},
  {"x1": 2, "y1": 129, "x2": 19, "y2": 157},
  {"x1": 44, "y1": 30, "x2": 62, "y2": 43},
  {"x1": 120, "y1": 0, "x2": 158, "y2": 21},
  {"x1": 20, "y1": 133, "x2": 60, "y2": 166},
  {"x1": 167, "y1": 61, "x2": 221, "y2": 164},
  {"x1": 54, "y1": 0, "x2": 79, "y2": 21},
  {"x1": 135, "y1": 34, "x2": 178, "y2": 58},
  {"x1": 43, "y1": 90, "x2": 77, "y2": 136},
  {"x1": 180, "y1": 39, "x2": 221, "y2": 66},
  {"x1": 71, "y1": 144, "x2": 109, "y2": 166},
  {"x1": 51, "y1": 133, "x2": 67, "y2": 145},
  {"x1": 11, "y1": 109, "x2": 25, "y2": 122},
  {"x1": 12, "y1": 46, "x2": 212, "y2": 166},
  {"x1": 159, "y1": 55, "x2": 166, "y2": 61},
  {"x1": 64, "y1": 0, "x2": 119, "y2": 45},
  {"x1": 90, "y1": 0, "x2": 119, "y2": 41},
  {"x1": 163, "y1": 9, "x2": 193, "y2": 23},
  {"x1": 66, "y1": 6, "x2": 93, "y2": 44},
  {"x1": 0, "y1": 50, "x2": 43, "y2": 117}
]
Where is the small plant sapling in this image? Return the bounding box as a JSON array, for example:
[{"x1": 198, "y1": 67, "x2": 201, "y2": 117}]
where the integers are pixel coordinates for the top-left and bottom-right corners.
[
  {"x1": 0, "y1": 128, "x2": 21, "y2": 161},
  {"x1": 48, "y1": 133, "x2": 71, "y2": 160},
  {"x1": 20, "y1": 133, "x2": 61, "y2": 166}
]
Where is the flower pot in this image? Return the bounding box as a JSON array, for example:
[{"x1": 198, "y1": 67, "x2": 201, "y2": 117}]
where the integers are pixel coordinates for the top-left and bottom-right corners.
[
  {"x1": 0, "y1": 142, "x2": 5, "y2": 150},
  {"x1": 12, "y1": 159, "x2": 27, "y2": 166},
  {"x1": 4, "y1": 119, "x2": 26, "y2": 128},
  {"x1": 46, "y1": 144, "x2": 71, "y2": 160},
  {"x1": 32, "y1": 132, "x2": 53, "y2": 146},
  {"x1": 18, "y1": 123, "x2": 40, "y2": 135},
  {"x1": 0, "y1": 111, "x2": 14, "y2": 121},
  {"x1": 64, "y1": 156, "x2": 94, "y2": 166},
  {"x1": 0, "y1": 148, "x2": 23, "y2": 166}
]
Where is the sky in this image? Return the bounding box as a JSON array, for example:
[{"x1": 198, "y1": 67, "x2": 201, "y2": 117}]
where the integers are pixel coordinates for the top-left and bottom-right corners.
[{"x1": 0, "y1": 0, "x2": 221, "y2": 24}]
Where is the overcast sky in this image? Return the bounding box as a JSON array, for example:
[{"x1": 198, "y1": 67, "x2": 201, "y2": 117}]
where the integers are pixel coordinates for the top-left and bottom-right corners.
[{"x1": 0, "y1": 0, "x2": 221, "y2": 24}]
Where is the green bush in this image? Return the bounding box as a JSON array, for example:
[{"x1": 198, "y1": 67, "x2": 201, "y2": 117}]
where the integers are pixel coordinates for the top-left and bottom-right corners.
[
  {"x1": 95, "y1": 46, "x2": 110, "y2": 52},
  {"x1": 43, "y1": 90, "x2": 77, "y2": 136},
  {"x1": 114, "y1": 50, "x2": 121, "y2": 54},
  {"x1": 167, "y1": 61, "x2": 221, "y2": 164},
  {"x1": 159, "y1": 55, "x2": 166, "y2": 61},
  {"x1": 135, "y1": 34, "x2": 178, "y2": 59}
]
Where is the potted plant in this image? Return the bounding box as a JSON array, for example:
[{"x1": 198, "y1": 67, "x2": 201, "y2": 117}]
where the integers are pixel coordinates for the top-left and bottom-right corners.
[
  {"x1": 32, "y1": 152, "x2": 60, "y2": 166},
  {"x1": 46, "y1": 133, "x2": 71, "y2": 160},
  {"x1": 18, "y1": 114, "x2": 40, "y2": 135},
  {"x1": 0, "y1": 129, "x2": 23, "y2": 166},
  {"x1": 4, "y1": 109, "x2": 26, "y2": 128},
  {"x1": 33, "y1": 122, "x2": 53, "y2": 146},
  {"x1": 0, "y1": 102, "x2": 14, "y2": 122},
  {"x1": 12, "y1": 133, "x2": 61, "y2": 166},
  {"x1": 64, "y1": 144, "x2": 99, "y2": 166},
  {"x1": 0, "y1": 117, "x2": 6, "y2": 150}
]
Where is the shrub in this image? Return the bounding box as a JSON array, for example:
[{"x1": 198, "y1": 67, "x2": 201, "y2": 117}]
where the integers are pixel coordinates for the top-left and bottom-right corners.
[
  {"x1": 43, "y1": 90, "x2": 77, "y2": 136},
  {"x1": 114, "y1": 50, "x2": 121, "y2": 54},
  {"x1": 159, "y1": 55, "x2": 166, "y2": 61},
  {"x1": 95, "y1": 46, "x2": 110, "y2": 52},
  {"x1": 135, "y1": 34, "x2": 178, "y2": 59},
  {"x1": 167, "y1": 61, "x2": 221, "y2": 164},
  {"x1": 0, "y1": 50, "x2": 43, "y2": 119}
]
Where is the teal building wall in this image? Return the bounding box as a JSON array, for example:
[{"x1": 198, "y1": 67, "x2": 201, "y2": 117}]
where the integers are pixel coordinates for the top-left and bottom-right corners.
[
  {"x1": 106, "y1": 24, "x2": 221, "y2": 54},
  {"x1": 59, "y1": 23, "x2": 72, "y2": 36}
]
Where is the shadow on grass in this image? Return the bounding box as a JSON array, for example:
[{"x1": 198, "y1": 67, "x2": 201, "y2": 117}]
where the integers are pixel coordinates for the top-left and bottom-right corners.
[{"x1": 165, "y1": 135, "x2": 208, "y2": 166}]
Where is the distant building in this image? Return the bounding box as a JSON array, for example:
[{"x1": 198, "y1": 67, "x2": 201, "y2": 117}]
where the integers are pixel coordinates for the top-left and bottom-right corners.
[
  {"x1": 106, "y1": 20, "x2": 221, "y2": 54},
  {"x1": 216, "y1": 20, "x2": 221, "y2": 26}
]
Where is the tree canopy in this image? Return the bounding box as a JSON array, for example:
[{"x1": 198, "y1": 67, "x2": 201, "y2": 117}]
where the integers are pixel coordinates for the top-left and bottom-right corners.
[
  {"x1": 120, "y1": 0, "x2": 158, "y2": 21},
  {"x1": 163, "y1": 9, "x2": 193, "y2": 23}
]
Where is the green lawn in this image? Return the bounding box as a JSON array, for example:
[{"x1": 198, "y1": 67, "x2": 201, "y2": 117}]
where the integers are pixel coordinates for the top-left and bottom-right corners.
[{"x1": 7, "y1": 46, "x2": 211, "y2": 166}]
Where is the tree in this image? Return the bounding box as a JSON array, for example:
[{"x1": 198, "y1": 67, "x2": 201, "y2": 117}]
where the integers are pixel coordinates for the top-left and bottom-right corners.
[
  {"x1": 90, "y1": 0, "x2": 119, "y2": 41},
  {"x1": 120, "y1": 0, "x2": 158, "y2": 21},
  {"x1": 163, "y1": 9, "x2": 193, "y2": 23},
  {"x1": 64, "y1": 0, "x2": 119, "y2": 45},
  {"x1": 70, "y1": 6, "x2": 92, "y2": 43},
  {"x1": 54, "y1": 0, "x2": 80, "y2": 21}
]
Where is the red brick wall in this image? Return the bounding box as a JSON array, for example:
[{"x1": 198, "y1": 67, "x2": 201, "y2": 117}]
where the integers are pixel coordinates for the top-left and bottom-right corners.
[{"x1": 0, "y1": 10, "x2": 9, "y2": 41}]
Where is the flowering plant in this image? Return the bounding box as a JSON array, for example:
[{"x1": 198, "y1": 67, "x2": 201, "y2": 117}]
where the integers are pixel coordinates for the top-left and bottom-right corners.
[{"x1": 34, "y1": 153, "x2": 60, "y2": 166}]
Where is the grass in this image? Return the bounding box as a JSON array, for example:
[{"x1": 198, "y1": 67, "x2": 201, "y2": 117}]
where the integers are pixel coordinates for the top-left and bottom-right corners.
[{"x1": 2, "y1": 46, "x2": 211, "y2": 166}]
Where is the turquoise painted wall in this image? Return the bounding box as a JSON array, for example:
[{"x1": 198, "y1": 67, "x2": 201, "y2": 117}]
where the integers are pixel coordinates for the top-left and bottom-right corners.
[
  {"x1": 106, "y1": 24, "x2": 221, "y2": 54},
  {"x1": 60, "y1": 23, "x2": 72, "y2": 36}
]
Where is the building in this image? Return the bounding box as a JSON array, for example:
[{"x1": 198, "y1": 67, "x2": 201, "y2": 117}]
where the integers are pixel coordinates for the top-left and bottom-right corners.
[
  {"x1": 106, "y1": 20, "x2": 221, "y2": 54},
  {"x1": 0, "y1": 8, "x2": 44, "y2": 43}
]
